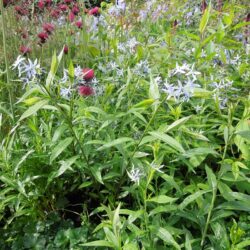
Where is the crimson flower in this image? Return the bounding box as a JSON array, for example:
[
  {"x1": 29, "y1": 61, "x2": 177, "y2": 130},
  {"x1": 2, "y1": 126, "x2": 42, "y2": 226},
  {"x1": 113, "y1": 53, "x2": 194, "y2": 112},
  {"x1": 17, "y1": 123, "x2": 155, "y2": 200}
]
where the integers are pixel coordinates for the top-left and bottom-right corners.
[
  {"x1": 69, "y1": 11, "x2": 75, "y2": 22},
  {"x1": 64, "y1": 0, "x2": 72, "y2": 4},
  {"x1": 19, "y1": 45, "x2": 31, "y2": 56},
  {"x1": 14, "y1": 6, "x2": 28, "y2": 16},
  {"x1": 89, "y1": 7, "x2": 99, "y2": 16},
  {"x1": 51, "y1": 9, "x2": 60, "y2": 18},
  {"x1": 201, "y1": 0, "x2": 207, "y2": 14},
  {"x1": 38, "y1": 32, "x2": 49, "y2": 43},
  {"x1": 38, "y1": 0, "x2": 45, "y2": 9},
  {"x1": 59, "y1": 4, "x2": 68, "y2": 12},
  {"x1": 3, "y1": 0, "x2": 13, "y2": 7},
  {"x1": 78, "y1": 86, "x2": 94, "y2": 96},
  {"x1": 42, "y1": 23, "x2": 55, "y2": 34},
  {"x1": 82, "y1": 68, "x2": 94, "y2": 81},
  {"x1": 246, "y1": 13, "x2": 250, "y2": 22},
  {"x1": 64, "y1": 45, "x2": 69, "y2": 54},
  {"x1": 75, "y1": 20, "x2": 83, "y2": 29},
  {"x1": 20, "y1": 30, "x2": 28, "y2": 39},
  {"x1": 45, "y1": 0, "x2": 52, "y2": 6},
  {"x1": 72, "y1": 5, "x2": 80, "y2": 15}
]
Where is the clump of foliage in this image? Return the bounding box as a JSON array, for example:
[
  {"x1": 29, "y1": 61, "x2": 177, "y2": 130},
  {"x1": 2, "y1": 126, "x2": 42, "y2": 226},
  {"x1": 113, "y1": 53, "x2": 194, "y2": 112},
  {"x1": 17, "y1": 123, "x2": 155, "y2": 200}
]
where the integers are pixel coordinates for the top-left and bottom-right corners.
[{"x1": 0, "y1": 0, "x2": 250, "y2": 249}]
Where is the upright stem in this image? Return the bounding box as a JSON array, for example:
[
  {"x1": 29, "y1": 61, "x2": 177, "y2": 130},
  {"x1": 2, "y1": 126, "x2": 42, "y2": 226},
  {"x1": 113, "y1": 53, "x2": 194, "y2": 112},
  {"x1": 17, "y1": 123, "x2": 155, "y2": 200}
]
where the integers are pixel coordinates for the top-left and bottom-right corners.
[{"x1": 1, "y1": 0, "x2": 15, "y2": 121}]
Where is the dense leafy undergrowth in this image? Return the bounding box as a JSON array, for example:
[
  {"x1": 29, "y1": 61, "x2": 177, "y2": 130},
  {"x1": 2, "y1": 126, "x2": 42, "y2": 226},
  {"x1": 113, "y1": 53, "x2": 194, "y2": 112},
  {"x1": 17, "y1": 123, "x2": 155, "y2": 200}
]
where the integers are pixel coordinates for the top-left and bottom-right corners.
[{"x1": 0, "y1": 0, "x2": 250, "y2": 249}]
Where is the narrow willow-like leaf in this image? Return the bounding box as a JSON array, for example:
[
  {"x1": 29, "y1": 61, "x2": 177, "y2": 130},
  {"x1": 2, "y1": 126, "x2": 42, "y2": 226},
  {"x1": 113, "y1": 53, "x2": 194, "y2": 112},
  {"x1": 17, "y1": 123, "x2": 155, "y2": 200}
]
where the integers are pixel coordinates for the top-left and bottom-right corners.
[
  {"x1": 19, "y1": 99, "x2": 48, "y2": 121},
  {"x1": 179, "y1": 190, "x2": 209, "y2": 210},
  {"x1": 90, "y1": 165, "x2": 104, "y2": 184},
  {"x1": 104, "y1": 227, "x2": 119, "y2": 248},
  {"x1": 97, "y1": 137, "x2": 134, "y2": 151},
  {"x1": 183, "y1": 148, "x2": 218, "y2": 158},
  {"x1": 133, "y1": 99, "x2": 155, "y2": 108},
  {"x1": 147, "y1": 195, "x2": 178, "y2": 204},
  {"x1": 149, "y1": 131, "x2": 185, "y2": 153},
  {"x1": 156, "y1": 227, "x2": 181, "y2": 250},
  {"x1": 113, "y1": 203, "x2": 121, "y2": 237},
  {"x1": 81, "y1": 240, "x2": 114, "y2": 247},
  {"x1": 217, "y1": 201, "x2": 250, "y2": 212},
  {"x1": 199, "y1": 2, "x2": 211, "y2": 34},
  {"x1": 50, "y1": 137, "x2": 73, "y2": 163},
  {"x1": 205, "y1": 166, "x2": 217, "y2": 191},
  {"x1": 236, "y1": 240, "x2": 250, "y2": 249},
  {"x1": 160, "y1": 116, "x2": 192, "y2": 133},
  {"x1": 56, "y1": 156, "x2": 79, "y2": 177}
]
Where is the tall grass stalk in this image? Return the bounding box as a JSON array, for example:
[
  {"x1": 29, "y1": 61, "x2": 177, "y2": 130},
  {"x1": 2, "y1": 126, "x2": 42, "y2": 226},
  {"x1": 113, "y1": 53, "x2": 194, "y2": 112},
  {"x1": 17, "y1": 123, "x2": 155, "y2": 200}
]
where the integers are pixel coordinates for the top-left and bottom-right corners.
[{"x1": 1, "y1": 0, "x2": 15, "y2": 122}]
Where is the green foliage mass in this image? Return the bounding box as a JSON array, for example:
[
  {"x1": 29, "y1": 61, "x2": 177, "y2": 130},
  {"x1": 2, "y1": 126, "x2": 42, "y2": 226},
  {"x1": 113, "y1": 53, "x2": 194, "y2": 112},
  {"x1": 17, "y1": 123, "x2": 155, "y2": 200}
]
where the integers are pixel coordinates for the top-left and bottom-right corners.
[{"x1": 0, "y1": 0, "x2": 250, "y2": 249}]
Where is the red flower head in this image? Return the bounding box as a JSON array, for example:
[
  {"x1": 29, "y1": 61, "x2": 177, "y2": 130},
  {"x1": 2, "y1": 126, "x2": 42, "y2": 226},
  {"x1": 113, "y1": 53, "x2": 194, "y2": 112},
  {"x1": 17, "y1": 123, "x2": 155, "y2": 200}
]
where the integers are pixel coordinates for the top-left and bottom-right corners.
[
  {"x1": 14, "y1": 6, "x2": 28, "y2": 16},
  {"x1": 38, "y1": 32, "x2": 49, "y2": 43},
  {"x1": 42, "y1": 23, "x2": 55, "y2": 34},
  {"x1": 51, "y1": 9, "x2": 60, "y2": 18},
  {"x1": 78, "y1": 86, "x2": 94, "y2": 96},
  {"x1": 82, "y1": 68, "x2": 94, "y2": 81},
  {"x1": 45, "y1": 0, "x2": 52, "y2": 6},
  {"x1": 3, "y1": 0, "x2": 13, "y2": 7},
  {"x1": 64, "y1": 45, "x2": 69, "y2": 54},
  {"x1": 75, "y1": 20, "x2": 83, "y2": 29},
  {"x1": 69, "y1": 11, "x2": 75, "y2": 22},
  {"x1": 89, "y1": 7, "x2": 100, "y2": 16},
  {"x1": 201, "y1": 0, "x2": 207, "y2": 14},
  {"x1": 246, "y1": 13, "x2": 250, "y2": 22},
  {"x1": 20, "y1": 30, "x2": 29, "y2": 39},
  {"x1": 38, "y1": 0, "x2": 45, "y2": 9},
  {"x1": 19, "y1": 45, "x2": 31, "y2": 56},
  {"x1": 59, "y1": 4, "x2": 68, "y2": 12},
  {"x1": 72, "y1": 5, "x2": 80, "y2": 15},
  {"x1": 64, "y1": 0, "x2": 72, "y2": 5}
]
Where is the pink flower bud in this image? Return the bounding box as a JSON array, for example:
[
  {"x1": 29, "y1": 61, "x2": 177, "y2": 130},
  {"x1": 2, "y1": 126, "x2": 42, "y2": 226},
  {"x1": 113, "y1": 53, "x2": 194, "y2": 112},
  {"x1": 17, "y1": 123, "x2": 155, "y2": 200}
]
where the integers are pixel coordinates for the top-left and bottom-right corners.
[
  {"x1": 78, "y1": 86, "x2": 94, "y2": 96},
  {"x1": 82, "y1": 68, "x2": 94, "y2": 81}
]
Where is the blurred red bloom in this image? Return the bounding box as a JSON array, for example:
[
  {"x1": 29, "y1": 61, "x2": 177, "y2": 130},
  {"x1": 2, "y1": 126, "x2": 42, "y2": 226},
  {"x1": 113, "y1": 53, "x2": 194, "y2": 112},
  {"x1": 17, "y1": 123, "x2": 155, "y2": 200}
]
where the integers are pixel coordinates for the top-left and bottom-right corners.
[
  {"x1": 78, "y1": 86, "x2": 94, "y2": 96},
  {"x1": 19, "y1": 45, "x2": 31, "y2": 56},
  {"x1": 3, "y1": 0, "x2": 13, "y2": 7},
  {"x1": 51, "y1": 9, "x2": 60, "y2": 18},
  {"x1": 64, "y1": 45, "x2": 69, "y2": 54},
  {"x1": 38, "y1": 0, "x2": 45, "y2": 9},
  {"x1": 59, "y1": 4, "x2": 68, "y2": 12},
  {"x1": 89, "y1": 7, "x2": 99, "y2": 16},
  {"x1": 201, "y1": 0, "x2": 207, "y2": 14},
  {"x1": 69, "y1": 11, "x2": 75, "y2": 22},
  {"x1": 72, "y1": 5, "x2": 80, "y2": 15},
  {"x1": 75, "y1": 20, "x2": 83, "y2": 29},
  {"x1": 64, "y1": 0, "x2": 72, "y2": 4},
  {"x1": 82, "y1": 68, "x2": 94, "y2": 81},
  {"x1": 43, "y1": 23, "x2": 55, "y2": 34},
  {"x1": 38, "y1": 32, "x2": 49, "y2": 43},
  {"x1": 14, "y1": 6, "x2": 28, "y2": 16},
  {"x1": 45, "y1": 0, "x2": 52, "y2": 6},
  {"x1": 20, "y1": 30, "x2": 29, "y2": 39}
]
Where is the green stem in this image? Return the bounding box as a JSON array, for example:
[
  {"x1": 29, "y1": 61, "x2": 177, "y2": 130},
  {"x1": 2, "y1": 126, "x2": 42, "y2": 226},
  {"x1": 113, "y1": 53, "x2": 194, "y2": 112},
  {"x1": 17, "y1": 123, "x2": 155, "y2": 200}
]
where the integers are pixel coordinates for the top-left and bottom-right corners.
[
  {"x1": 201, "y1": 187, "x2": 217, "y2": 247},
  {"x1": 116, "y1": 96, "x2": 167, "y2": 198},
  {"x1": 41, "y1": 83, "x2": 90, "y2": 168},
  {"x1": 1, "y1": 0, "x2": 15, "y2": 121}
]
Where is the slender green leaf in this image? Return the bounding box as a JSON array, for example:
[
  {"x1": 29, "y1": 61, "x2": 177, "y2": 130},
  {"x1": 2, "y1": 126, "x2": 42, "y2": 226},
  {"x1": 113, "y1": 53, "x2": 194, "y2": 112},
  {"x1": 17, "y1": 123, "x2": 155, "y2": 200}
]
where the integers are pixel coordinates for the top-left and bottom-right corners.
[
  {"x1": 199, "y1": 3, "x2": 211, "y2": 34},
  {"x1": 149, "y1": 131, "x2": 185, "y2": 153},
  {"x1": 179, "y1": 190, "x2": 209, "y2": 210},
  {"x1": 50, "y1": 137, "x2": 73, "y2": 163},
  {"x1": 156, "y1": 227, "x2": 181, "y2": 250},
  {"x1": 19, "y1": 100, "x2": 48, "y2": 121},
  {"x1": 206, "y1": 166, "x2": 217, "y2": 191},
  {"x1": 147, "y1": 195, "x2": 178, "y2": 204},
  {"x1": 81, "y1": 240, "x2": 114, "y2": 247},
  {"x1": 97, "y1": 137, "x2": 134, "y2": 151}
]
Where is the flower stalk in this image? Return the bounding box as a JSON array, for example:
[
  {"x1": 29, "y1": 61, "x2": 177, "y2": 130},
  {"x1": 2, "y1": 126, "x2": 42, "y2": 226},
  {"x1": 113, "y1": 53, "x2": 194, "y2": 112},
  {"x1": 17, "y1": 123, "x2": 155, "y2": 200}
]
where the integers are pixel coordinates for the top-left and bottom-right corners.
[{"x1": 1, "y1": 0, "x2": 15, "y2": 121}]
